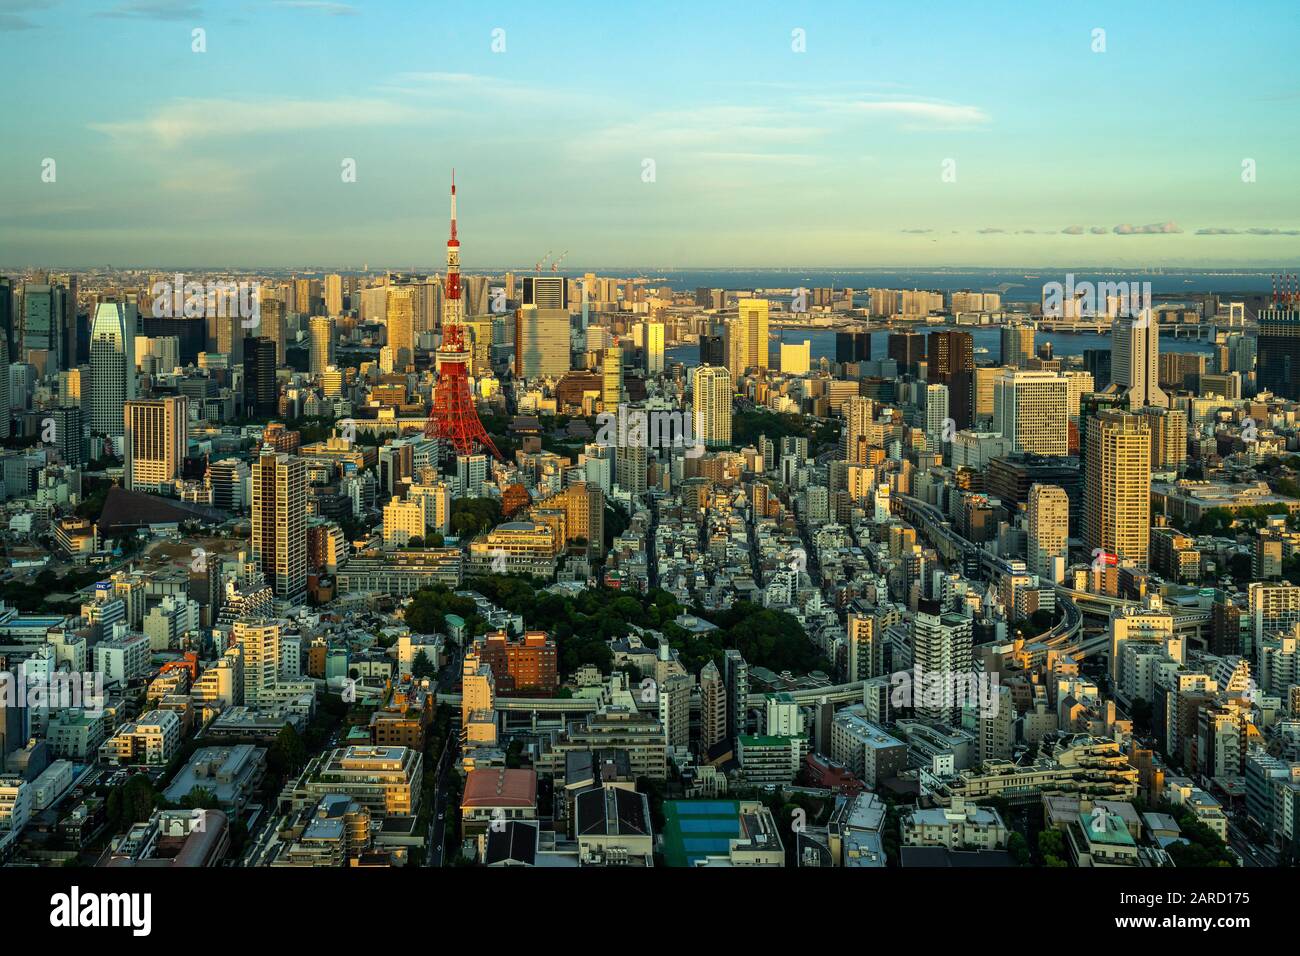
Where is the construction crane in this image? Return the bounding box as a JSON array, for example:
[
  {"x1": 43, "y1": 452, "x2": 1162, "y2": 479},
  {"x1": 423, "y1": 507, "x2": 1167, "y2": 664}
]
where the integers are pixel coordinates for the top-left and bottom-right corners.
[
  {"x1": 550, "y1": 250, "x2": 568, "y2": 272},
  {"x1": 534, "y1": 250, "x2": 551, "y2": 273}
]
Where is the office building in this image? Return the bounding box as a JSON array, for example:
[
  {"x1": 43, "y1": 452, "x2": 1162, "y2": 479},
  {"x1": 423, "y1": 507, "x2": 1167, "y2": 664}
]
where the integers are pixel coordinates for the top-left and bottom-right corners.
[
  {"x1": 89, "y1": 301, "x2": 137, "y2": 438},
  {"x1": 928, "y1": 330, "x2": 974, "y2": 429},
  {"x1": 993, "y1": 369, "x2": 1069, "y2": 456},
  {"x1": 1111, "y1": 312, "x2": 1167, "y2": 408},
  {"x1": 124, "y1": 396, "x2": 188, "y2": 493},
  {"x1": 514, "y1": 305, "x2": 570, "y2": 379}
]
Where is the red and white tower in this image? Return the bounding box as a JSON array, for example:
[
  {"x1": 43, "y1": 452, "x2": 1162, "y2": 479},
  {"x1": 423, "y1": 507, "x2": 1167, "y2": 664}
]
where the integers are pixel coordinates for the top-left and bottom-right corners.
[
  {"x1": 426, "y1": 173, "x2": 503, "y2": 461},
  {"x1": 442, "y1": 169, "x2": 463, "y2": 330}
]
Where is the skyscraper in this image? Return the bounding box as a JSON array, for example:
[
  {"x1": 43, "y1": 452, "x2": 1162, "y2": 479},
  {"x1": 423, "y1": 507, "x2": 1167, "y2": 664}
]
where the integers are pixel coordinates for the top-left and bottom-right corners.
[
  {"x1": 1026, "y1": 483, "x2": 1069, "y2": 583},
  {"x1": 0, "y1": 276, "x2": 13, "y2": 363},
  {"x1": 243, "y1": 337, "x2": 278, "y2": 418},
  {"x1": 698, "y1": 334, "x2": 725, "y2": 367},
  {"x1": 993, "y1": 369, "x2": 1069, "y2": 456},
  {"x1": 522, "y1": 275, "x2": 567, "y2": 310},
  {"x1": 514, "y1": 304, "x2": 570, "y2": 379},
  {"x1": 1257, "y1": 303, "x2": 1300, "y2": 400},
  {"x1": 839, "y1": 396, "x2": 873, "y2": 464},
  {"x1": 887, "y1": 331, "x2": 926, "y2": 373},
  {"x1": 1084, "y1": 411, "x2": 1151, "y2": 566},
  {"x1": 924, "y1": 383, "x2": 949, "y2": 448},
  {"x1": 261, "y1": 297, "x2": 286, "y2": 365},
  {"x1": 324, "y1": 273, "x2": 343, "y2": 316},
  {"x1": 835, "y1": 331, "x2": 871, "y2": 364},
  {"x1": 645, "y1": 321, "x2": 665, "y2": 375},
  {"x1": 693, "y1": 364, "x2": 732, "y2": 448},
  {"x1": 20, "y1": 282, "x2": 64, "y2": 362},
  {"x1": 601, "y1": 345, "x2": 623, "y2": 407},
  {"x1": 1000, "y1": 323, "x2": 1035, "y2": 369},
  {"x1": 124, "y1": 396, "x2": 188, "y2": 493},
  {"x1": 0, "y1": 331, "x2": 9, "y2": 440},
  {"x1": 89, "y1": 300, "x2": 137, "y2": 439},
  {"x1": 928, "y1": 330, "x2": 974, "y2": 429},
  {"x1": 726, "y1": 297, "x2": 769, "y2": 382},
  {"x1": 1111, "y1": 311, "x2": 1167, "y2": 408},
  {"x1": 250, "y1": 450, "x2": 307, "y2": 603},
  {"x1": 309, "y1": 315, "x2": 334, "y2": 376},
  {"x1": 386, "y1": 286, "x2": 415, "y2": 371}
]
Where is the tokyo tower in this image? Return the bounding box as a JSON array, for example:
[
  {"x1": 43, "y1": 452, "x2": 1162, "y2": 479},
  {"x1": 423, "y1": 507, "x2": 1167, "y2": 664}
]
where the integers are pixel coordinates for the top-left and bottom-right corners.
[{"x1": 424, "y1": 172, "x2": 503, "y2": 461}]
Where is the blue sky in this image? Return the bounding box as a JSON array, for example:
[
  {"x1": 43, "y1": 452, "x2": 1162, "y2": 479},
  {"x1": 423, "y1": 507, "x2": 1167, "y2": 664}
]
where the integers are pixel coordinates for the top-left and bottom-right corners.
[{"x1": 2, "y1": 0, "x2": 1298, "y2": 268}]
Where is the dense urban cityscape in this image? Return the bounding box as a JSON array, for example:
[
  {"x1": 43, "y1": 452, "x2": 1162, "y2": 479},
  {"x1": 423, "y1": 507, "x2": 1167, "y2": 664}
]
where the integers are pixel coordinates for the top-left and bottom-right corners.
[{"x1": 8, "y1": 0, "x2": 1298, "y2": 937}]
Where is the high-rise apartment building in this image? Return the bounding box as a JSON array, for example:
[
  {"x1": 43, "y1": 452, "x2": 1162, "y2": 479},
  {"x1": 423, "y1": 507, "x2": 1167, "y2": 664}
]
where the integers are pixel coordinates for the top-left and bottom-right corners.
[
  {"x1": 699, "y1": 660, "x2": 726, "y2": 754},
  {"x1": 324, "y1": 273, "x2": 343, "y2": 316},
  {"x1": 911, "y1": 604, "x2": 973, "y2": 724},
  {"x1": 601, "y1": 346, "x2": 624, "y2": 407},
  {"x1": 386, "y1": 286, "x2": 415, "y2": 371},
  {"x1": 250, "y1": 450, "x2": 307, "y2": 603},
  {"x1": 233, "y1": 618, "x2": 282, "y2": 706},
  {"x1": 309, "y1": 315, "x2": 334, "y2": 376},
  {"x1": 645, "y1": 321, "x2": 665, "y2": 375},
  {"x1": 1084, "y1": 411, "x2": 1152, "y2": 566},
  {"x1": 726, "y1": 297, "x2": 769, "y2": 382},
  {"x1": 693, "y1": 364, "x2": 733, "y2": 448},
  {"x1": 1026, "y1": 483, "x2": 1069, "y2": 583},
  {"x1": 925, "y1": 383, "x2": 950, "y2": 449}
]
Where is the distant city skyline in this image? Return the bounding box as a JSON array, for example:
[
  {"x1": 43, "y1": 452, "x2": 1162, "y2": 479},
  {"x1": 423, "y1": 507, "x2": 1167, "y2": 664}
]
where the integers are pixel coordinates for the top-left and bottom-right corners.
[{"x1": 3, "y1": 0, "x2": 1299, "y2": 267}]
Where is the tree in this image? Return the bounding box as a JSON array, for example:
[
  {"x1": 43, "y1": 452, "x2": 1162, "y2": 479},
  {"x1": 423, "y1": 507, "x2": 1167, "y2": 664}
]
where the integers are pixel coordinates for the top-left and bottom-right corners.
[
  {"x1": 178, "y1": 786, "x2": 221, "y2": 811},
  {"x1": 1007, "y1": 831, "x2": 1031, "y2": 866},
  {"x1": 451, "y1": 498, "x2": 502, "y2": 537},
  {"x1": 411, "y1": 649, "x2": 437, "y2": 680},
  {"x1": 268, "y1": 724, "x2": 308, "y2": 778},
  {"x1": 1037, "y1": 827, "x2": 1067, "y2": 867}
]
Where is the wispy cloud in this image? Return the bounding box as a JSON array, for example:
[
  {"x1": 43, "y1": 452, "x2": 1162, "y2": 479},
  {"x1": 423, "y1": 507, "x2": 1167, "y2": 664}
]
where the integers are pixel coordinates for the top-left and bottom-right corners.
[
  {"x1": 90, "y1": 96, "x2": 428, "y2": 147},
  {"x1": 0, "y1": 0, "x2": 56, "y2": 30},
  {"x1": 95, "y1": 0, "x2": 202, "y2": 20},
  {"x1": 1196, "y1": 226, "x2": 1300, "y2": 236},
  {"x1": 806, "y1": 94, "x2": 990, "y2": 129},
  {"x1": 272, "y1": 0, "x2": 358, "y2": 15}
]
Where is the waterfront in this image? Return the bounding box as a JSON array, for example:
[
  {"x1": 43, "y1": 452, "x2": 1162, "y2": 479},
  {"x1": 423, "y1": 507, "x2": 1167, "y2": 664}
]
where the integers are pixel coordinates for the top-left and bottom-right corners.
[{"x1": 667, "y1": 325, "x2": 1215, "y2": 372}]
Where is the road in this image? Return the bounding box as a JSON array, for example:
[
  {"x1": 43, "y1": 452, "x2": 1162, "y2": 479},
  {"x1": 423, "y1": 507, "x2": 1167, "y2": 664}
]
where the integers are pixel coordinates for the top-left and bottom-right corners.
[
  {"x1": 424, "y1": 737, "x2": 454, "y2": 867},
  {"x1": 1226, "y1": 819, "x2": 1274, "y2": 868}
]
